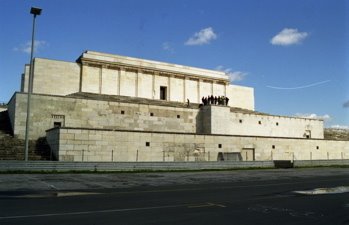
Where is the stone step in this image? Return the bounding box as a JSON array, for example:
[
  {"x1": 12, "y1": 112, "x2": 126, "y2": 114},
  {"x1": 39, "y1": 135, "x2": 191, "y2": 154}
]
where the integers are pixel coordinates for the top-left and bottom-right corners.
[{"x1": 0, "y1": 110, "x2": 51, "y2": 161}]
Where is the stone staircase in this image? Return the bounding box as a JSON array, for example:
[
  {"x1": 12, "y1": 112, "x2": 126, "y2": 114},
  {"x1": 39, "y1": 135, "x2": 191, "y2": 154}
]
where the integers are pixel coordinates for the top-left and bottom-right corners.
[{"x1": 0, "y1": 111, "x2": 51, "y2": 160}]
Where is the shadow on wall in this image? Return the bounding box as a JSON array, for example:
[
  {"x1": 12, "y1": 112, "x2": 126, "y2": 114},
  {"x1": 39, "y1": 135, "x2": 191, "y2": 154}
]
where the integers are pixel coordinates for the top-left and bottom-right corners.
[
  {"x1": 195, "y1": 105, "x2": 209, "y2": 134},
  {"x1": 0, "y1": 110, "x2": 13, "y2": 135},
  {"x1": 217, "y1": 152, "x2": 243, "y2": 161},
  {"x1": 36, "y1": 137, "x2": 56, "y2": 161}
]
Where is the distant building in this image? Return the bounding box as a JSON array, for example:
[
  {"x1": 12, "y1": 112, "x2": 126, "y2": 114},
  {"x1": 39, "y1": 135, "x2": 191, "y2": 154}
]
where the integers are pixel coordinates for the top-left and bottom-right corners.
[{"x1": 7, "y1": 51, "x2": 349, "y2": 161}]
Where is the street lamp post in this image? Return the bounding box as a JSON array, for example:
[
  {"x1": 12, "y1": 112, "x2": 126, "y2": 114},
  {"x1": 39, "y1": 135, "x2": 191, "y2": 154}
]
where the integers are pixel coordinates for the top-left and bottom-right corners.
[{"x1": 24, "y1": 7, "x2": 42, "y2": 161}]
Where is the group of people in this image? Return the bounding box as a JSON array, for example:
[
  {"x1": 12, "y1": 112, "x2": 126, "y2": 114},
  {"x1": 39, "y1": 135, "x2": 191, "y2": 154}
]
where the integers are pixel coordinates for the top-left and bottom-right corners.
[{"x1": 202, "y1": 95, "x2": 229, "y2": 106}]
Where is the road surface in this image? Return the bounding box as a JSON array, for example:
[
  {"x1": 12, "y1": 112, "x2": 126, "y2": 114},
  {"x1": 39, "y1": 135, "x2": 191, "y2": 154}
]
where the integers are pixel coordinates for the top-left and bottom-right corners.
[{"x1": 0, "y1": 168, "x2": 348, "y2": 224}]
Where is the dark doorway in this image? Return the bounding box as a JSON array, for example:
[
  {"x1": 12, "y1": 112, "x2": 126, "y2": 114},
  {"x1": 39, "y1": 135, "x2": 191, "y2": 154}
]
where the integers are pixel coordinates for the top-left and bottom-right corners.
[{"x1": 160, "y1": 86, "x2": 167, "y2": 100}]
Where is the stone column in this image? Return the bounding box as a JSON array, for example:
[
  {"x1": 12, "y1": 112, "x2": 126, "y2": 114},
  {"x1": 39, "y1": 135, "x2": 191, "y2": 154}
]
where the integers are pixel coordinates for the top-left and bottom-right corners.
[
  {"x1": 99, "y1": 65, "x2": 106, "y2": 94},
  {"x1": 118, "y1": 67, "x2": 125, "y2": 96},
  {"x1": 198, "y1": 79, "x2": 202, "y2": 103},
  {"x1": 224, "y1": 82, "x2": 227, "y2": 96},
  {"x1": 168, "y1": 75, "x2": 171, "y2": 101},
  {"x1": 136, "y1": 70, "x2": 140, "y2": 97},
  {"x1": 79, "y1": 63, "x2": 84, "y2": 92},
  {"x1": 152, "y1": 72, "x2": 156, "y2": 99},
  {"x1": 183, "y1": 77, "x2": 188, "y2": 102}
]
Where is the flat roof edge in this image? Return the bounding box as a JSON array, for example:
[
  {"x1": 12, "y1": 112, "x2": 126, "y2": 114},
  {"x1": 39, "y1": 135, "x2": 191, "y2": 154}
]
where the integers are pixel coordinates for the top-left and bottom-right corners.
[{"x1": 81, "y1": 50, "x2": 228, "y2": 80}]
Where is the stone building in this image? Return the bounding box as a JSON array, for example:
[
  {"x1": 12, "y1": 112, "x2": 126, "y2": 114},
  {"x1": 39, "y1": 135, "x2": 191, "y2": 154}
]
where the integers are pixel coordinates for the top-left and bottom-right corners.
[{"x1": 7, "y1": 51, "x2": 349, "y2": 161}]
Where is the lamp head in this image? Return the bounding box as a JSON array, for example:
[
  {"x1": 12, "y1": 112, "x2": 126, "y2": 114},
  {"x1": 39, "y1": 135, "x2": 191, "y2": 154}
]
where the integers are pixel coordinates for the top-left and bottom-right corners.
[{"x1": 30, "y1": 7, "x2": 42, "y2": 16}]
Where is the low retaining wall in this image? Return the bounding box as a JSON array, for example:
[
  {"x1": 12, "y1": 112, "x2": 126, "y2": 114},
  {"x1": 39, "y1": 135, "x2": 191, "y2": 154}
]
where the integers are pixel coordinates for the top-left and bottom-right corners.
[
  {"x1": 0, "y1": 160, "x2": 348, "y2": 172},
  {"x1": 46, "y1": 127, "x2": 349, "y2": 162},
  {"x1": 0, "y1": 161, "x2": 274, "y2": 172},
  {"x1": 293, "y1": 159, "x2": 349, "y2": 167}
]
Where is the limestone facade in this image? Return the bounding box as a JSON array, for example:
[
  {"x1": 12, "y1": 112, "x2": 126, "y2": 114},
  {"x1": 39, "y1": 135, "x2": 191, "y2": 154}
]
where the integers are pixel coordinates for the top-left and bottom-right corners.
[
  {"x1": 46, "y1": 127, "x2": 349, "y2": 162},
  {"x1": 8, "y1": 92, "x2": 323, "y2": 140},
  {"x1": 8, "y1": 50, "x2": 347, "y2": 162},
  {"x1": 21, "y1": 51, "x2": 255, "y2": 110}
]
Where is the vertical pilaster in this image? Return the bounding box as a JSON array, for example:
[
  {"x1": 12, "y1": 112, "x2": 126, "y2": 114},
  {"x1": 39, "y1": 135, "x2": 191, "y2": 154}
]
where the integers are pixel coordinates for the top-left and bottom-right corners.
[
  {"x1": 152, "y1": 73, "x2": 156, "y2": 99},
  {"x1": 79, "y1": 63, "x2": 84, "y2": 92},
  {"x1": 198, "y1": 79, "x2": 202, "y2": 103},
  {"x1": 136, "y1": 70, "x2": 140, "y2": 97},
  {"x1": 168, "y1": 75, "x2": 171, "y2": 101},
  {"x1": 224, "y1": 82, "x2": 227, "y2": 96},
  {"x1": 99, "y1": 66, "x2": 104, "y2": 94},
  {"x1": 183, "y1": 77, "x2": 187, "y2": 102},
  {"x1": 119, "y1": 67, "x2": 125, "y2": 96}
]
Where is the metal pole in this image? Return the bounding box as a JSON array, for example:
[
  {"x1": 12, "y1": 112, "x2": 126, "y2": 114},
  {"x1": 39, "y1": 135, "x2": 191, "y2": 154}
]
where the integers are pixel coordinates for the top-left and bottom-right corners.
[{"x1": 24, "y1": 14, "x2": 38, "y2": 161}]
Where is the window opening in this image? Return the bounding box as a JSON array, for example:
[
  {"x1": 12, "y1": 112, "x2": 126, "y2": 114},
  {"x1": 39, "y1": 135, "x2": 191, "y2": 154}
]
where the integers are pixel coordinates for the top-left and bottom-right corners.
[
  {"x1": 54, "y1": 122, "x2": 62, "y2": 128},
  {"x1": 160, "y1": 86, "x2": 167, "y2": 100}
]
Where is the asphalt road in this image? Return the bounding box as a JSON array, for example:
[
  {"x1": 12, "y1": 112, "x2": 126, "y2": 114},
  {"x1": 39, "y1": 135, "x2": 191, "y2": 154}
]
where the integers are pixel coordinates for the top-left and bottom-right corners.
[{"x1": 0, "y1": 168, "x2": 348, "y2": 225}]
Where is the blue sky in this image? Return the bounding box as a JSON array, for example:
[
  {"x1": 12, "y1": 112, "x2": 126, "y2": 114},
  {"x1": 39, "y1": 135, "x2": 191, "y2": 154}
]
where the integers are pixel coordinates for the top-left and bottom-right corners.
[{"x1": 0, "y1": 0, "x2": 348, "y2": 128}]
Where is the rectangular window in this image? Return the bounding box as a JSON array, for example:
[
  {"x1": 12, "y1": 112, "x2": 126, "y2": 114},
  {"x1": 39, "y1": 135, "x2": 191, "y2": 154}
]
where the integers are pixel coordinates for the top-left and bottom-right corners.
[
  {"x1": 146, "y1": 142, "x2": 150, "y2": 147},
  {"x1": 218, "y1": 144, "x2": 222, "y2": 148},
  {"x1": 54, "y1": 122, "x2": 62, "y2": 128},
  {"x1": 177, "y1": 115, "x2": 180, "y2": 119},
  {"x1": 276, "y1": 122, "x2": 279, "y2": 126},
  {"x1": 272, "y1": 145, "x2": 275, "y2": 149},
  {"x1": 121, "y1": 110, "x2": 125, "y2": 114},
  {"x1": 258, "y1": 121, "x2": 262, "y2": 125},
  {"x1": 160, "y1": 86, "x2": 167, "y2": 100},
  {"x1": 239, "y1": 119, "x2": 243, "y2": 123},
  {"x1": 150, "y1": 112, "x2": 154, "y2": 117}
]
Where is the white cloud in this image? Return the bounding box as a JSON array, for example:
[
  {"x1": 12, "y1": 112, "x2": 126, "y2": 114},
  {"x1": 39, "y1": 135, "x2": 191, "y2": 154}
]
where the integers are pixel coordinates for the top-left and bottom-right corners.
[
  {"x1": 294, "y1": 113, "x2": 331, "y2": 121},
  {"x1": 330, "y1": 125, "x2": 349, "y2": 129},
  {"x1": 270, "y1": 28, "x2": 308, "y2": 46},
  {"x1": 185, "y1": 27, "x2": 217, "y2": 46},
  {"x1": 162, "y1": 42, "x2": 174, "y2": 53},
  {"x1": 13, "y1": 40, "x2": 48, "y2": 54},
  {"x1": 266, "y1": 80, "x2": 330, "y2": 90},
  {"x1": 215, "y1": 66, "x2": 247, "y2": 83}
]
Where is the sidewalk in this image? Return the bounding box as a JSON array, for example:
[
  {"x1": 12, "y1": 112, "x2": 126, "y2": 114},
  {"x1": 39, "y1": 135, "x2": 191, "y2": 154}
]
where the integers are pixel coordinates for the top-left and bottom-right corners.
[{"x1": 0, "y1": 168, "x2": 348, "y2": 192}]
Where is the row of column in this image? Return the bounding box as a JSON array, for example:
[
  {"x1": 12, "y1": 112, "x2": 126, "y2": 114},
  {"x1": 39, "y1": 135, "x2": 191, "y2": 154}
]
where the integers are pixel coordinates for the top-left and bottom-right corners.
[{"x1": 80, "y1": 63, "x2": 228, "y2": 103}]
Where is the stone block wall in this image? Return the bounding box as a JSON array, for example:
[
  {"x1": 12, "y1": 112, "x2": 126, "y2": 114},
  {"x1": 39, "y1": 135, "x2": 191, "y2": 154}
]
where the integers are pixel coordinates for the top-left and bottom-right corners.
[
  {"x1": 22, "y1": 58, "x2": 80, "y2": 96},
  {"x1": 228, "y1": 112, "x2": 324, "y2": 139},
  {"x1": 8, "y1": 93, "x2": 324, "y2": 140},
  {"x1": 46, "y1": 127, "x2": 349, "y2": 162},
  {"x1": 199, "y1": 105, "x2": 324, "y2": 139},
  {"x1": 9, "y1": 93, "x2": 198, "y2": 139},
  {"x1": 227, "y1": 85, "x2": 254, "y2": 110}
]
